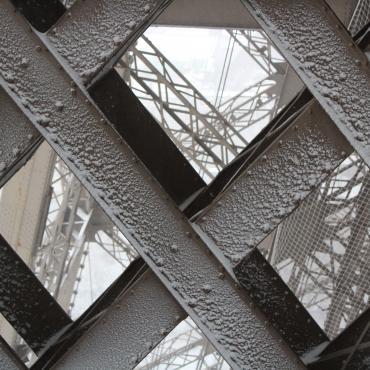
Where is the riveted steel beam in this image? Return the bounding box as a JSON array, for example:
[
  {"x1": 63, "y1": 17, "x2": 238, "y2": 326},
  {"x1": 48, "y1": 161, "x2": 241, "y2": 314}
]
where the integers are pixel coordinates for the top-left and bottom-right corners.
[
  {"x1": 196, "y1": 101, "x2": 351, "y2": 267},
  {"x1": 185, "y1": 88, "x2": 314, "y2": 218},
  {"x1": 240, "y1": 0, "x2": 370, "y2": 169},
  {"x1": 0, "y1": 235, "x2": 72, "y2": 355},
  {"x1": 2, "y1": 1, "x2": 195, "y2": 367},
  {"x1": 0, "y1": 86, "x2": 41, "y2": 188},
  {"x1": 52, "y1": 270, "x2": 185, "y2": 370},
  {"x1": 0, "y1": 3, "x2": 302, "y2": 369},
  {"x1": 32, "y1": 258, "x2": 186, "y2": 369},
  {"x1": 47, "y1": 0, "x2": 174, "y2": 85}
]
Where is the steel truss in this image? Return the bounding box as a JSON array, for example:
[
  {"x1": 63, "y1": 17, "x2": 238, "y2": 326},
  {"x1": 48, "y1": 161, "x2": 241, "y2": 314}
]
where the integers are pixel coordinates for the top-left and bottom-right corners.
[
  {"x1": 262, "y1": 153, "x2": 370, "y2": 339},
  {"x1": 30, "y1": 152, "x2": 137, "y2": 316},
  {"x1": 0, "y1": 0, "x2": 368, "y2": 369},
  {"x1": 118, "y1": 30, "x2": 286, "y2": 181},
  {"x1": 0, "y1": 1, "x2": 302, "y2": 369}
]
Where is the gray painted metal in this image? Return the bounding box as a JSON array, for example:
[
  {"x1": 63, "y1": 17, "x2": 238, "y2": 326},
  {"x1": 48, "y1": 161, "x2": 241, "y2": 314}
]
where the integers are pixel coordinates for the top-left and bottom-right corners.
[
  {"x1": 154, "y1": 0, "x2": 258, "y2": 29},
  {"x1": 47, "y1": 0, "x2": 173, "y2": 84},
  {"x1": 55, "y1": 271, "x2": 185, "y2": 370},
  {"x1": 0, "y1": 86, "x2": 40, "y2": 187},
  {"x1": 0, "y1": 2, "x2": 302, "y2": 369},
  {"x1": 240, "y1": 0, "x2": 370, "y2": 169},
  {"x1": 327, "y1": 0, "x2": 359, "y2": 27},
  {"x1": 234, "y1": 249, "x2": 328, "y2": 358},
  {"x1": 197, "y1": 102, "x2": 352, "y2": 266}
]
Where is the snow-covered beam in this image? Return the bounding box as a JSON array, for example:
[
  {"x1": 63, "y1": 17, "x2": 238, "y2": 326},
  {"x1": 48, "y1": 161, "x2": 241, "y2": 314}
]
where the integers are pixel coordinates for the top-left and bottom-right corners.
[{"x1": 0, "y1": 2, "x2": 302, "y2": 368}]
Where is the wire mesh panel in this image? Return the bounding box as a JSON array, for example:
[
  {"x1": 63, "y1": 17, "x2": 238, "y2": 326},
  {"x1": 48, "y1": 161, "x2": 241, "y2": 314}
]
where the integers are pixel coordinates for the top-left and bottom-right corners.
[
  {"x1": 349, "y1": 0, "x2": 370, "y2": 35},
  {"x1": 259, "y1": 152, "x2": 370, "y2": 339}
]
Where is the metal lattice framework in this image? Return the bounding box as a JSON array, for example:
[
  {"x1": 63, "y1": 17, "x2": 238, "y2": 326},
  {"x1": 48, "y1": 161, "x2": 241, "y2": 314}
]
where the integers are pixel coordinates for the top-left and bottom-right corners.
[
  {"x1": 118, "y1": 30, "x2": 286, "y2": 181},
  {"x1": 31, "y1": 152, "x2": 138, "y2": 316},
  {"x1": 261, "y1": 153, "x2": 370, "y2": 339},
  {"x1": 0, "y1": 0, "x2": 369, "y2": 369},
  {"x1": 349, "y1": 0, "x2": 370, "y2": 35}
]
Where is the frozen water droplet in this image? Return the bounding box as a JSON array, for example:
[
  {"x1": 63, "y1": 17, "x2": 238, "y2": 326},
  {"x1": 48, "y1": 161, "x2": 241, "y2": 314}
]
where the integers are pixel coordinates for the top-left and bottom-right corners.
[
  {"x1": 20, "y1": 57, "x2": 29, "y2": 68},
  {"x1": 127, "y1": 21, "x2": 136, "y2": 30},
  {"x1": 202, "y1": 284, "x2": 212, "y2": 293},
  {"x1": 55, "y1": 100, "x2": 64, "y2": 111}
]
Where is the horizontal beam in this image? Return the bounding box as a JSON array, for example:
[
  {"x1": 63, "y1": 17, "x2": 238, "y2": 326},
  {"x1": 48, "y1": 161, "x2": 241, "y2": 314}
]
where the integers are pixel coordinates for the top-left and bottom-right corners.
[
  {"x1": 240, "y1": 0, "x2": 370, "y2": 170},
  {"x1": 154, "y1": 0, "x2": 258, "y2": 29},
  {"x1": 0, "y1": 2, "x2": 302, "y2": 368},
  {"x1": 0, "y1": 235, "x2": 72, "y2": 355}
]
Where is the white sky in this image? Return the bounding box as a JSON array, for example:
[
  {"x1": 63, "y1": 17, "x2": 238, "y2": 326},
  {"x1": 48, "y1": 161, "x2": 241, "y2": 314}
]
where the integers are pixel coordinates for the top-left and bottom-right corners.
[{"x1": 143, "y1": 26, "x2": 268, "y2": 106}]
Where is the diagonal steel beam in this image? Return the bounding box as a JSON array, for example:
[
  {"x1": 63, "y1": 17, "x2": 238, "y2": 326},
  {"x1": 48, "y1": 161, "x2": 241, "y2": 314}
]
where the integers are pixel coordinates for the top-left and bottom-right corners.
[
  {"x1": 196, "y1": 101, "x2": 351, "y2": 267},
  {"x1": 240, "y1": 0, "x2": 370, "y2": 169},
  {"x1": 0, "y1": 235, "x2": 72, "y2": 355},
  {"x1": 0, "y1": 86, "x2": 41, "y2": 188},
  {"x1": 52, "y1": 270, "x2": 185, "y2": 370},
  {"x1": 89, "y1": 69, "x2": 205, "y2": 206},
  {"x1": 234, "y1": 249, "x2": 328, "y2": 358},
  {"x1": 47, "y1": 0, "x2": 174, "y2": 85},
  {"x1": 2, "y1": 1, "x2": 193, "y2": 367},
  {"x1": 0, "y1": 2, "x2": 302, "y2": 368}
]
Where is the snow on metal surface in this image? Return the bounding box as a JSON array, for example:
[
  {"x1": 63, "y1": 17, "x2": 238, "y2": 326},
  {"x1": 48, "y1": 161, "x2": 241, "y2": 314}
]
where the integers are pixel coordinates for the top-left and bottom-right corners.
[
  {"x1": 0, "y1": 87, "x2": 39, "y2": 184},
  {"x1": 56, "y1": 271, "x2": 184, "y2": 370},
  {"x1": 198, "y1": 103, "x2": 351, "y2": 265},
  {"x1": 0, "y1": 3, "x2": 302, "y2": 368},
  {"x1": 48, "y1": 0, "x2": 172, "y2": 83},
  {"x1": 241, "y1": 0, "x2": 370, "y2": 166}
]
